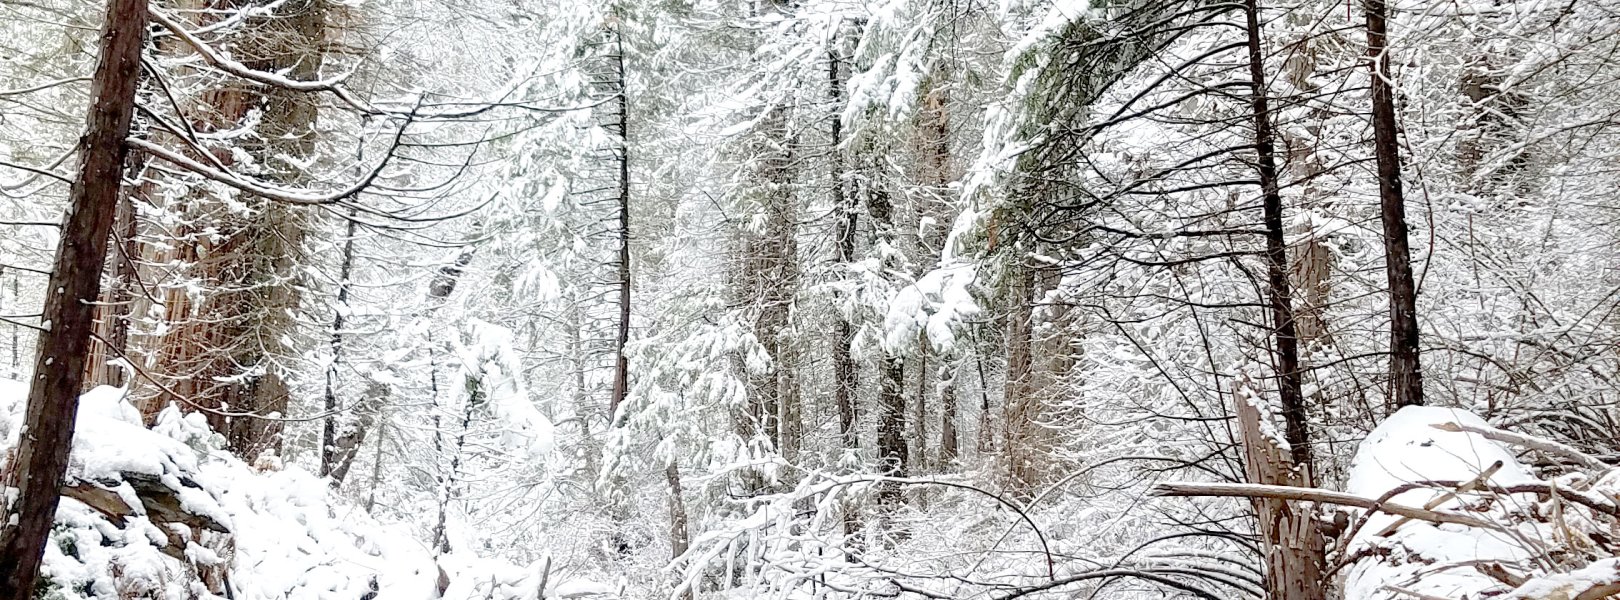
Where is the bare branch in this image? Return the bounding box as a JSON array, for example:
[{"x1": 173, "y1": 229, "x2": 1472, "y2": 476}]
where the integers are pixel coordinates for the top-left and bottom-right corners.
[
  {"x1": 1432, "y1": 422, "x2": 1609, "y2": 471},
  {"x1": 1151, "y1": 481, "x2": 1499, "y2": 529}
]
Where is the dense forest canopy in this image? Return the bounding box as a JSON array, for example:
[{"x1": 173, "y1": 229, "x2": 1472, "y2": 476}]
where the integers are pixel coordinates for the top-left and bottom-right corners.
[{"x1": 1, "y1": 0, "x2": 1620, "y2": 598}]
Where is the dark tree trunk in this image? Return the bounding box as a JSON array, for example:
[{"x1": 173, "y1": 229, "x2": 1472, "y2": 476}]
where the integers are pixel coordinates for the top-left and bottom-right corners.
[
  {"x1": 829, "y1": 46, "x2": 858, "y2": 450},
  {"x1": 609, "y1": 23, "x2": 632, "y2": 424},
  {"x1": 875, "y1": 356, "x2": 907, "y2": 494},
  {"x1": 865, "y1": 170, "x2": 908, "y2": 496},
  {"x1": 1241, "y1": 0, "x2": 1327, "y2": 597},
  {"x1": 1243, "y1": 0, "x2": 1313, "y2": 471},
  {"x1": 320, "y1": 212, "x2": 358, "y2": 479},
  {"x1": 0, "y1": 0, "x2": 146, "y2": 592},
  {"x1": 321, "y1": 382, "x2": 384, "y2": 486},
  {"x1": 1365, "y1": 0, "x2": 1424, "y2": 409}
]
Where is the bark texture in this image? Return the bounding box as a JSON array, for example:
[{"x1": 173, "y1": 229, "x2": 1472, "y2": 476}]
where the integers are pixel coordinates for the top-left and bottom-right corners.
[
  {"x1": 1365, "y1": 0, "x2": 1425, "y2": 409},
  {"x1": 0, "y1": 0, "x2": 146, "y2": 591}
]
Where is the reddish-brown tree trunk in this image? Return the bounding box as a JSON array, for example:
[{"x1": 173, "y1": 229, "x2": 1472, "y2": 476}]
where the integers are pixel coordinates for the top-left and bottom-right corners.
[
  {"x1": 1001, "y1": 262, "x2": 1040, "y2": 498},
  {"x1": 0, "y1": 0, "x2": 146, "y2": 591},
  {"x1": 83, "y1": 191, "x2": 139, "y2": 389}
]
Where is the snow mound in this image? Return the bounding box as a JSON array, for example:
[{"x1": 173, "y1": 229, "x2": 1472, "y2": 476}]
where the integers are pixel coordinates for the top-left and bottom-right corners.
[
  {"x1": 0, "y1": 380, "x2": 607, "y2": 600},
  {"x1": 1343, "y1": 406, "x2": 1544, "y2": 600}
]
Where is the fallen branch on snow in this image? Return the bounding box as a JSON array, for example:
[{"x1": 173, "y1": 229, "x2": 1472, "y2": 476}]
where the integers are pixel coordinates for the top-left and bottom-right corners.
[{"x1": 1150, "y1": 481, "x2": 1498, "y2": 530}]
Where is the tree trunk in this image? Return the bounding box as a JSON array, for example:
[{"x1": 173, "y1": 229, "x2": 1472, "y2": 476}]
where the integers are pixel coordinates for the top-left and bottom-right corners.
[
  {"x1": 939, "y1": 363, "x2": 959, "y2": 465},
  {"x1": 140, "y1": 0, "x2": 328, "y2": 457},
  {"x1": 1241, "y1": 0, "x2": 1327, "y2": 595},
  {"x1": 321, "y1": 382, "x2": 385, "y2": 486},
  {"x1": 82, "y1": 191, "x2": 138, "y2": 389},
  {"x1": 0, "y1": 0, "x2": 145, "y2": 591},
  {"x1": 829, "y1": 45, "x2": 858, "y2": 450},
  {"x1": 320, "y1": 212, "x2": 358, "y2": 479},
  {"x1": 733, "y1": 99, "x2": 799, "y2": 468},
  {"x1": 665, "y1": 458, "x2": 691, "y2": 593},
  {"x1": 1243, "y1": 0, "x2": 1313, "y2": 471},
  {"x1": 976, "y1": 355, "x2": 993, "y2": 455},
  {"x1": 1002, "y1": 261, "x2": 1041, "y2": 498},
  {"x1": 1365, "y1": 0, "x2": 1425, "y2": 409},
  {"x1": 875, "y1": 356, "x2": 907, "y2": 503},
  {"x1": 608, "y1": 22, "x2": 632, "y2": 425},
  {"x1": 865, "y1": 165, "x2": 908, "y2": 510},
  {"x1": 912, "y1": 341, "x2": 928, "y2": 472},
  {"x1": 1233, "y1": 377, "x2": 1327, "y2": 600}
]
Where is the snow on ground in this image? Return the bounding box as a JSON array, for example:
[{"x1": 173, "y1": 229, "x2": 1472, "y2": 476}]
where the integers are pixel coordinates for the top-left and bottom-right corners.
[
  {"x1": 1342, "y1": 406, "x2": 1546, "y2": 600},
  {"x1": 0, "y1": 381, "x2": 610, "y2": 600}
]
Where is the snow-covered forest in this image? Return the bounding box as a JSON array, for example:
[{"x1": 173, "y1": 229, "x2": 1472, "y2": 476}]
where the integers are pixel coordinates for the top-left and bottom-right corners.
[{"x1": 5, "y1": 0, "x2": 1620, "y2": 597}]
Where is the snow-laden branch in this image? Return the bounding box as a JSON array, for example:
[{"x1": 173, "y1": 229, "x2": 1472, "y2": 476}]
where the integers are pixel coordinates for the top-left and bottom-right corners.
[
  {"x1": 129, "y1": 126, "x2": 400, "y2": 206},
  {"x1": 148, "y1": 7, "x2": 614, "y2": 120},
  {"x1": 1431, "y1": 421, "x2": 1610, "y2": 471},
  {"x1": 1150, "y1": 481, "x2": 1499, "y2": 529},
  {"x1": 1504, "y1": 559, "x2": 1620, "y2": 600},
  {"x1": 0, "y1": 76, "x2": 88, "y2": 97},
  {"x1": 147, "y1": 8, "x2": 354, "y2": 94}
]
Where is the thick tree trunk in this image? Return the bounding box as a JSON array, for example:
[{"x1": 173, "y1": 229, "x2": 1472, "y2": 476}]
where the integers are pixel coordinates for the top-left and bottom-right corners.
[
  {"x1": 1365, "y1": 0, "x2": 1425, "y2": 409},
  {"x1": 875, "y1": 356, "x2": 907, "y2": 497},
  {"x1": 829, "y1": 46, "x2": 858, "y2": 450},
  {"x1": 0, "y1": 0, "x2": 145, "y2": 591},
  {"x1": 865, "y1": 168, "x2": 908, "y2": 509},
  {"x1": 83, "y1": 192, "x2": 138, "y2": 389},
  {"x1": 734, "y1": 101, "x2": 800, "y2": 466},
  {"x1": 1002, "y1": 262, "x2": 1041, "y2": 498},
  {"x1": 139, "y1": 0, "x2": 328, "y2": 457}
]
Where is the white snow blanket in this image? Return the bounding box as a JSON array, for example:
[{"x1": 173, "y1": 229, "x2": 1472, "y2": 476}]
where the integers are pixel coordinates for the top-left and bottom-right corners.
[
  {"x1": 0, "y1": 380, "x2": 608, "y2": 600},
  {"x1": 1342, "y1": 406, "x2": 1543, "y2": 600}
]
